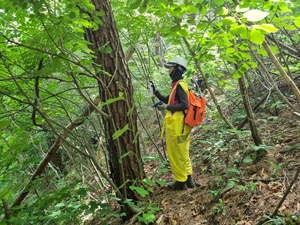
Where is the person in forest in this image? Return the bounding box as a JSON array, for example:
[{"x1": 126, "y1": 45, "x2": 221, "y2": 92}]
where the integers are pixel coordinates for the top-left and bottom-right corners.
[{"x1": 151, "y1": 56, "x2": 195, "y2": 190}]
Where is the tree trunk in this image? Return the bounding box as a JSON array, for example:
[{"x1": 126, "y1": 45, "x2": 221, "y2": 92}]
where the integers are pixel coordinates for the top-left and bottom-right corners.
[
  {"x1": 237, "y1": 74, "x2": 263, "y2": 146},
  {"x1": 155, "y1": 32, "x2": 164, "y2": 67},
  {"x1": 84, "y1": 0, "x2": 145, "y2": 206}
]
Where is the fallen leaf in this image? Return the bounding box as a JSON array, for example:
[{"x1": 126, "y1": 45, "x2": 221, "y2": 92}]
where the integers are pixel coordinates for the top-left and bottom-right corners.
[
  {"x1": 155, "y1": 214, "x2": 164, "y2": 225},
  {"x1": 236, "y1": 221, "x2": 252, "y2": 225},
  {"x1": 161, "y1": 198, "x2": 169, "y2": 206},
  {"x1": 170, "y1": 218, "x2": 177, "y2": 225},
  {"x1": 273, "y1": 192, "x2": 283, "y2": 198}
]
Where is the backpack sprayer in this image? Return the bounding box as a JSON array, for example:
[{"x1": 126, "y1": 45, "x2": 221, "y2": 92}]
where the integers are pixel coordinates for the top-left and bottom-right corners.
[{"x1": 146, "y1": 82, "x2": 154, "y2": 98}]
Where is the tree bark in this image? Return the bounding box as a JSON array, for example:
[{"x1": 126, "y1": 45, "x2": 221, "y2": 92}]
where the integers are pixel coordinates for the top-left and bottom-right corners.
[
  {"x1": 155, "y1": 32, "x2": 164, "y2": 67},
  {"x1": 237, "y1": 72, "x2": 263, "y2": 146},
  {"x1": 84, "y1": 0, "x2": 145, "y2": 207}
]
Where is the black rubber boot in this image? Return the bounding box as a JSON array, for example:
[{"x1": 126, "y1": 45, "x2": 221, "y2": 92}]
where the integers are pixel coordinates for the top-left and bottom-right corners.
[
  {"x1": 167, "y1": 181, "x2": 187, "y2": 190},
  {"x1": 186, "y1": 175, "x2": 195, "y2": 188}
]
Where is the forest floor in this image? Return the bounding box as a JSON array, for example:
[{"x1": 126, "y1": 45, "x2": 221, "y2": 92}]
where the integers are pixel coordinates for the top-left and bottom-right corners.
[{"x1": 101, "y1": 104, "x2": 300, "y2": 225}]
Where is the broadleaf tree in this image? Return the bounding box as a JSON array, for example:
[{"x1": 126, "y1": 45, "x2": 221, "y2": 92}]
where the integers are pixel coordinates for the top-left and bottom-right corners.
[
  {"x1": 1, "y1": 0, "x2": 300, "y2": 223},
  {"x1": 0, "y1": 0, "x2": 145, "y2": 223}
]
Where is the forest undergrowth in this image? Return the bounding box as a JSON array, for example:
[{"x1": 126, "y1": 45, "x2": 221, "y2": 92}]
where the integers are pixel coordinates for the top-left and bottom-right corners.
[{"x1": 102, "y1": 100, "x2": 300, "y2": 225}]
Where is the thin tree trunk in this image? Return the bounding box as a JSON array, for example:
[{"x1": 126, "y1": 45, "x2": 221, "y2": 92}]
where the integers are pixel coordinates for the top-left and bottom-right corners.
[
  {"x1": 250, "y1": 46, "x2": 300, "y2": 113},
  {"x1": 262, "y1": 40, "x2": 300, "y2": 103},
  {"x1": 266, "y1": 35, "x2": 300, "y2": 59},
  {"x1": 237, "y1": 92, "x2": 269, "y2": 130},
  {"x1": 2, "y1": 199, "x2": 11, "y2": 225},
  {"x1": 155, "y1": 32, "x2": 164, "y2": 67},
  {"x1": 125, "y1": 46, "x2": 135, "y2": 63},
  {"x1": 237, "y1": 68, "x2": 263, "y2": 146}
]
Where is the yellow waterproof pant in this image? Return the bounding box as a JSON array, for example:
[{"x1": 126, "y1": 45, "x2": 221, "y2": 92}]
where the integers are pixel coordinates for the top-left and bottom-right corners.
[{"x1": 163, "y1": 111, "x2": 192, "y2": 182}]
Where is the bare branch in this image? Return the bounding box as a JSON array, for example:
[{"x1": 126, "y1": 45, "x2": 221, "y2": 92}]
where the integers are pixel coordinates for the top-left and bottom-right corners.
[{"x1": 10, "y1": 95, "x2": 101, "y2": 208}]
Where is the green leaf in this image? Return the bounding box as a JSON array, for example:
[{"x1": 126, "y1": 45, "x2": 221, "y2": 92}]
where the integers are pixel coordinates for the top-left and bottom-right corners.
[
  {"x1": 196, "y1": 23, "x2": 207, "y2": 30},
  {"x1": 155, "y1": 179, "x2": 167, "y2": 185},
  {"x1": 270, "y1": 45, "x2": 279, "y2": 54},
  {"x1": 199, "y1": 4, "x2": 207, "y2": 15},
  {"x1": 81, "y1": 0, "x2": 95, "y2": 12},
  {"x1": 173, "y1": 7, "x2": 182, "y2": 13},
  {"x1": 67, "y1": 203, "x2": 81, "y2": 209},
  {"x1": 0, "y1": 189, "x2": 12, "y2": 199},
  {"x1": 250, "y1": 29, "x2": 265, "y2": 44},
  {"x1": 129, "y1": 186, "x2": 149, "y2": 197},
  {"x1": 178, "y1": 29, "x2": 189, "y2": 37},
  {"x1": 257, "y1": 48, "x2": 267, "y2": 56},
  {"x1": 54, "y1": 203, "x2": 65, "y2": 208},
  {"x1": 222, "y1": 16, "x2": 236, "y2": 25},
  {"x1": 240, "y1": 30, "x2": 250, "y2": 39},
  {"x1": 226, "y1": 48, "x2": 235, "y2": 54},
  {"x1": 51, "y1": 57, "x2": 63, "y2": 71},
  {"x1": 217, "y1": 7, "x2": 228, "y2": 15},
  {"x1": 130, "y1": 1, "x2": 140, "y2": 10},
  {"x1": 49, "y1": 210, "x2": 61, "y2": 218},
  {"x1": 141, "y1": 155, "x2": 157, "y2": 160},
  {"x1": 252, "y1": 24, "x2": 278, "y2": 33},
  {"x1": 113, "y1": 124, "x2": 129, "y2": 140},
  {"x1": 77, "y1": 188, "x2": 87, "y2": 196},
  {"x1": 0, "y1": 120, "x2": 10, "y2": 129},
  {"x1": 236, "y1": 5, "x2": 249, "y2": 13},
  {"x1": 186, "y1": 5, "x2": 198, "y2": 14},
  {"x1": 139, "y1": 6, "x2": 147, "y2": 14},
  {"x1": 229, "y1": 24, "x2": 247, "y2": 35},
  {"x1": 103, "y1": 47, "x2": 112, "y2": 54},
  {"x1": 72, "y1": 27, "x2": 84, "y2": 33},
  {"x1": 242, "y1": 155, "x2": 253, "y2": 164},
  {"x1": 240, "y1": 63, "x2": 250, "y2": 73},
  {"x1": 142, "y1": 212, "x2": 156, "y2": 223},
  {"x1": 119, "y1": 151, "x2": 132, "y2": 163},
  {"x1": 214, "y1": 0, "x2": 224, "y2": 6},
  {"x1": 294, "y1": 16, "x2": 300, "y2": 28},
  {"x1": 243, "y1": 10, "x2": 269, "y2": 22},
  {"x1": 69, "y1": 12, "x2": 76, "y2": 19},
  {"x1": 158, "y1": 167, "x2": 168, "y2": 173},
  {"x1": 174, "y1": 18, "x2": 182, "y2": 24},
  {"x1": 123, "y1": 198, "x2": 133, "y2": 204},
  {"x1": 89, "y1": 201, "x2": 99, "y2": 211},
  {"x1": 76, "y1": 19, "x2": 94, "y2": 28},
  {"x1": 232, "y1": 72, "x2": 241, "y2": 79},
  {"x1": 249, "y1": 61, "x2": 258, "y2": 68},
  {"x1": 278, "y1": 2, "x2": 292, "y2": 13},
  {"x1": 143, "y1": 178, "x2": 156, "y2": 186},
  {"x1": 100, "y1": 93, "x2": 124, "y2": 106},
  {"x1": 170, "y1": 25, "x2": 180, "y2": 32},
  {"x1": 57, "y1": 213, "x2": 73, "y2": 221}
]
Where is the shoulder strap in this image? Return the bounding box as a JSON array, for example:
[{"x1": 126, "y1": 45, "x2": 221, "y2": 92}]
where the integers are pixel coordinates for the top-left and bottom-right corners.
[
  {"x1": 168, "y1": 79, "x2": 189, "y2": 104},
  {"x1": 177, "y1": 79, "x2": 189, "y2": 95},
  {"x1": 167, "y1": 80, "x2": 182, "y2": 104}
]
